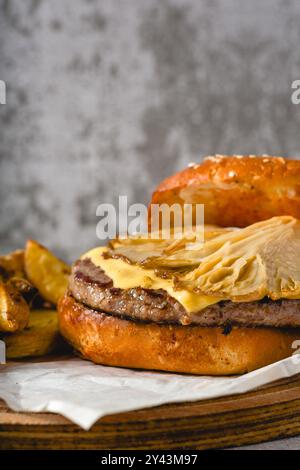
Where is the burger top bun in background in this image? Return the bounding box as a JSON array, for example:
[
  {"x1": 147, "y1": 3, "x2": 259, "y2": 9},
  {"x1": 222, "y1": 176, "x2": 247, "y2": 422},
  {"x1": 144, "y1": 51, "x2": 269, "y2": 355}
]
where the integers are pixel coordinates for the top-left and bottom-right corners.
[{"x1": 150, "y1": 155, "x2": 300, "y2": 228}]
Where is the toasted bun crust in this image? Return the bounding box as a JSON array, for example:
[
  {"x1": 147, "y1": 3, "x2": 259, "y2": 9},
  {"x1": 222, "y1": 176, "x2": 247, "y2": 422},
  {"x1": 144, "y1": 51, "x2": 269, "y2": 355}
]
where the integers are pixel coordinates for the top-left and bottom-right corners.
[
  {"x1": 150, "y1": 155, "x2": 300, "y2": 227},
  {"x1": 58, "y1": 293, "x2": 300, "y2": 375}
]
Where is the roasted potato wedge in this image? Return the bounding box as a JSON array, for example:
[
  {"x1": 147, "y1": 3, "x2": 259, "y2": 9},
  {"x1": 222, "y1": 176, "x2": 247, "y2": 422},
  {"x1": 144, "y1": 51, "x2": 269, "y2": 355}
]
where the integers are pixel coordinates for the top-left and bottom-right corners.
[
  {"x1": 0, "y1": 281, "x2": 30, "y2": 332},
  {"x1": 0, "y1": 249, "x2": 38, "y2": 305},
  {"x1": 0, "y1": 249, "x2": 25, "y2": 281},
  {"x1": 9, "y1": 277, "x2": 54, "y2": 310},
  {"x1": 9, "y1": 276, "x2": 39, "y2": 304},
  {"x1": 25, "y1": 240, "x2": 70, "y2": 305},
  {"x1": 4, "y1": 309, "x2": 65, "y2": 359}
]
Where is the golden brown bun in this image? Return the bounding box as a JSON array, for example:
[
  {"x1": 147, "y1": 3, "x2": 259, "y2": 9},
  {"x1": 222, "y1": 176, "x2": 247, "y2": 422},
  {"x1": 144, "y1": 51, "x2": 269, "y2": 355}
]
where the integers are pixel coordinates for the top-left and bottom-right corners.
[
  {"x1": 58, "y1": 292, "x2": 300, "y2": 375},
  {"x1": 150, "y1": 155, "x2": 300, "y2": 227}
]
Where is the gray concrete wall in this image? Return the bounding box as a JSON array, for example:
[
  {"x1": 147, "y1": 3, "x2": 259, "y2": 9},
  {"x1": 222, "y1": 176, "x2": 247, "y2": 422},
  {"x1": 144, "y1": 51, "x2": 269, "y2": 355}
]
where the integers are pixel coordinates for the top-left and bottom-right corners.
[{"x1": 1, "y1": 0, "x2": 300, "y2": 260}]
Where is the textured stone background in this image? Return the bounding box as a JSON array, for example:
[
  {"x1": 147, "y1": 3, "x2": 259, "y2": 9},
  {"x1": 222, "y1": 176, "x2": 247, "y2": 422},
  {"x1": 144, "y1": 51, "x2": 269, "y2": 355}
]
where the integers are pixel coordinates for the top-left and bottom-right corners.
[{"x1": 1, "y1": 0, "x2": 300, "y2": 260}]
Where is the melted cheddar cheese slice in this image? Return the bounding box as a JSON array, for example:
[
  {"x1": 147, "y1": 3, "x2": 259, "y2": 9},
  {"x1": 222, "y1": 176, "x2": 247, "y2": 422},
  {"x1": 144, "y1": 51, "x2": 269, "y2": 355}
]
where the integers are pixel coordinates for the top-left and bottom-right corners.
[
  {"x1": 82, "y1": 247, "x2": 221, "y2": 313},
  {"x1": 82, "y1": 216, "x2": 300, "y2": 314}
]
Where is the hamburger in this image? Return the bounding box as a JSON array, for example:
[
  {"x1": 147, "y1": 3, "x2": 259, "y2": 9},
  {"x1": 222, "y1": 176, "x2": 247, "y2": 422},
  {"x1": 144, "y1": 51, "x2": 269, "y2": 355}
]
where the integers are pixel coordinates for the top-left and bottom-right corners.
[{"x1": 58, "y1": 155, "x2": 300, "y2": 375}]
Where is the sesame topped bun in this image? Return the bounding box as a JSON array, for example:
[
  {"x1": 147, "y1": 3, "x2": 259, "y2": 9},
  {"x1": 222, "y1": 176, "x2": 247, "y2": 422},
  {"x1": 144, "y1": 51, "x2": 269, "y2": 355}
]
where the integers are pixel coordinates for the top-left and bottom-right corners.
[{"x1": 150, "y1": 155, "x2": 300, "y2": 227}]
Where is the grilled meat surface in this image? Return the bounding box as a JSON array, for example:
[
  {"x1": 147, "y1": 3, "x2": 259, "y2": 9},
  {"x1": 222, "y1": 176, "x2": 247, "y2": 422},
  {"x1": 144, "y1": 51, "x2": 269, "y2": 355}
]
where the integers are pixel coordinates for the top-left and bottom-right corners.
[{"x1": 69, "y1": 258, "x2": 300, "y2": 327}]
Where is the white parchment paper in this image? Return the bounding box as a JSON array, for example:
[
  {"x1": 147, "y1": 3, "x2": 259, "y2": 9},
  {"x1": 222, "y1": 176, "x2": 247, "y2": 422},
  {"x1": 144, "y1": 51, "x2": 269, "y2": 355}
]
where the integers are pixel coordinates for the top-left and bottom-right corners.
[{"x1": 0, "y1": 355, "x2": 300, "y2": 430}]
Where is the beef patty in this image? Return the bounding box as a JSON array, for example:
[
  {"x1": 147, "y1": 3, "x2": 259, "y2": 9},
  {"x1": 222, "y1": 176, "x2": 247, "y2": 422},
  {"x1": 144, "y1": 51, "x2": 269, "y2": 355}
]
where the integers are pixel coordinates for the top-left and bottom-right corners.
[{"x1": 69, "y1": 258, "x2": 300, "y2": 328}]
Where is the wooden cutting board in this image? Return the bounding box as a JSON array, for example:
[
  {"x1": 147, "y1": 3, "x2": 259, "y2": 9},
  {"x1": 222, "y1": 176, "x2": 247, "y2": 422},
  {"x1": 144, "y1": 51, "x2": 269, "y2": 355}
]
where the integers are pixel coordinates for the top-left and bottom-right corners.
[{"x1": 1, "y1": 372, "x2": 300, "y2": 449}]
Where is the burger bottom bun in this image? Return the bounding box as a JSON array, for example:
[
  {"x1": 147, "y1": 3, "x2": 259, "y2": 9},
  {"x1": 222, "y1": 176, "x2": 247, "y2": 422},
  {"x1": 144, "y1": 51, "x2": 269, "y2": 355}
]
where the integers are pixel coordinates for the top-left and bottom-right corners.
[{"x1": 58, "y1": 293, "x2": 300, "y2": 375}]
